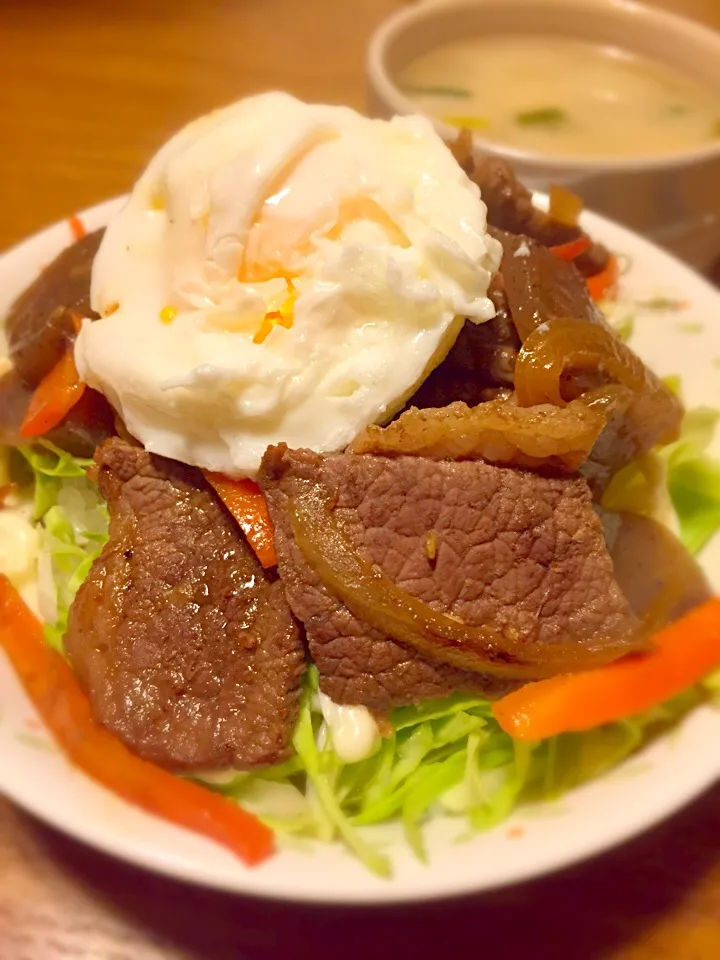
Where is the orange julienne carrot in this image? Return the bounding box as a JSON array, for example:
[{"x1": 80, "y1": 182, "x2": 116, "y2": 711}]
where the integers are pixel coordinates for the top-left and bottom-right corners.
[
  {"x1": 585, "y1": 253, "x2": 620, "y2": 303},
  {"x1": 0, "y1": 576, "x2": 274, "y2": 866},
  {"x1": 549, "y1": 234, "x2": 590, "y2": 263},
  {"x1": 493, "y1": 597, "x2": 720, "y2": 742},
  {"x1": 68, "y1": 214, "x2": 86, "y2": 241},
  {"x1": 204, "y1": 472, "x2": 278, "y2": 568},
  {"x1": 19, "y1": 348, "x2": 87, "y2": 438}
]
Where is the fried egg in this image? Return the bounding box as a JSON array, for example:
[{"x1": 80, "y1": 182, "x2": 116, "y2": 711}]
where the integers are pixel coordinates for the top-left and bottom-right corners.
[{"x1": 76, "y1": 92, "x2": 501, "y2": 476}]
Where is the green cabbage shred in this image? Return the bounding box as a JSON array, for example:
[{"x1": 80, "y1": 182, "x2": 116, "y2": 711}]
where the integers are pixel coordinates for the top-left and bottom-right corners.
[
  {"x1": 199, "y1": 671, "x2": 700, "y2": 876},
  {"x1": 17, "y1": 442, "x2": 108, "y2": 651},
  {"x1": 603, "y1": 406, "x2": 720, "y2": 556}
]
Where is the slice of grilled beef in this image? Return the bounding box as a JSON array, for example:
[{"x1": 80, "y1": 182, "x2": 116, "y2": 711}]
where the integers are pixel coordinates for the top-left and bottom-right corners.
[
  {"x1": 6, "y1": 228, "x2": 104, "y2": 386},
  {"x1": 467, "y1": 152, "x2": 611, "y2": 276},
  {"x1": 259, "y1": 445, "x2": 639, "y2": 713},
  {"x1": 65, "y1": 438, "x2": 305, "y2": 772},
  {"x1": 406, "y1": 273, "x2": 519, "y2": 411},
  {"x1": 0, "y1": 228, "x2": 114, "y2": 457}
]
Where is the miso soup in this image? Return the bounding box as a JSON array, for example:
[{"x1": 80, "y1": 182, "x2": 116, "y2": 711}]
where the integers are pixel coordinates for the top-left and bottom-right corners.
[{"x1": 400, "y1": 36, "x2": 720, "y2": 158}]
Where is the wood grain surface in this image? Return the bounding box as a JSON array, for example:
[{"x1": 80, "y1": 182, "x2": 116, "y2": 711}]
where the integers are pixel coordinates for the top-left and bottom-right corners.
[{"x1": 2, "y1": 1, "x2": 720, "y2": 957}]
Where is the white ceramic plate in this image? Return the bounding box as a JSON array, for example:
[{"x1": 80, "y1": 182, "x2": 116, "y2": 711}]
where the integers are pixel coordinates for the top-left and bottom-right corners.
[{"x1": 1, "y1": 199, "x2": 720, "y2": 904}]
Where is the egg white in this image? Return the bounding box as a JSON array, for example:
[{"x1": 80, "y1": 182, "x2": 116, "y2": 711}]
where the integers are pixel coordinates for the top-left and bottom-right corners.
[{"x1": 76, "y1": 92, "x2": 501, "y2": 477}]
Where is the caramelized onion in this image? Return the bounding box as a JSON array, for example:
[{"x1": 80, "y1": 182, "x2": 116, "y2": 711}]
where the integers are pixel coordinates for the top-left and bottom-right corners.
[
  {"x1": 289, "y1": 484, "x2": 647, "y2": 679},
  {"x1": 349, "y1": 397, "x2": 606, "y2": 471},
  {"x1": 495, "y1": 233, "x2": 602, "y2": 342},
  {"x1": 549, "y1": 185, "x2": 583, "y2": 228},
  {"x1": 515, "y1": 318, "x2": 683, "y2": 453}
]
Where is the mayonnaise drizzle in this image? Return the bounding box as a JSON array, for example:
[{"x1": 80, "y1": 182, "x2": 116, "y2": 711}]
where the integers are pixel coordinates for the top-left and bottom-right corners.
[
  {"x1": 318, "y1": 691, "x2": 380, "y2": 763},
  {"x1": 0, "y1": 497, "x2": 41, "y2": 615}
]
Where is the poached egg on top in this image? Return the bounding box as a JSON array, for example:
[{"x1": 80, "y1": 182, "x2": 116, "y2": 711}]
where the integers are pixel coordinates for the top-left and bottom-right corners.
[{"x1": 75, "y1": 92, "x2": 501, "y2": 477}]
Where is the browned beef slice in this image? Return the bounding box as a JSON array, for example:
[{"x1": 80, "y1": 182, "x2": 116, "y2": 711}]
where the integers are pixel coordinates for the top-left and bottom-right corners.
[
  {"x1": 1, "y1": 227, "x2": 114, "y2": 457},
  {"x1": 406, "y1": 274, "x2": 519, "y2": 410},
  {"x1": 472, "y1": 156, "x2": 574, "y2": 249},
  {"x1": 472, "y1": 156, "x2": 549, "y2": 240},
  {"x1": 470, "y1": 156, "x2": 610, "y2": 275},
  {"x1": 259, "y1": 446, "x2": 638, "y2": 712},
  {"x1": 5, "y1": 229, "x2": 103, "y2": 386},
  {"x1": 65, "y1": 438, "x2": 305, "y2": 772}
]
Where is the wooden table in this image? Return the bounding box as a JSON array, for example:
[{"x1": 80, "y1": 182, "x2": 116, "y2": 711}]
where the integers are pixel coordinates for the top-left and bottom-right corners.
[{"x1": 2, "y1": 1, "x2": 720, "y2": 957}]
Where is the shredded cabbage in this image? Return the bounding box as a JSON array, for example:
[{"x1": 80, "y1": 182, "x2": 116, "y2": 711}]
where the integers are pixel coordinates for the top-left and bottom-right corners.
[
  {"x1": 17, "y1": 442, "x2": 108, "y2": 651},
  {"x1": 603, "y1": 406, "x2": 720, "y2": 555},
  {"x1": 663, "y1": 408, "x2": 720, "y2": 555},
  {"x1": 197, "y1": 669, "x2": 701, "y2": 875}
]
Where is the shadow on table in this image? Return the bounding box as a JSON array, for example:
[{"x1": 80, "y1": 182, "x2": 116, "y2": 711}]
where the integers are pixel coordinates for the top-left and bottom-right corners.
[{"x1": 28, "y1": 780, "x2": 720, "y2": 960}]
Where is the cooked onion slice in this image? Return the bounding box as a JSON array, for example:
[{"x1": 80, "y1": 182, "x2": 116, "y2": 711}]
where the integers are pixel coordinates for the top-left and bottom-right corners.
[
  {"x1": 289, "y1": 484, "x2": 647, "y2": 679},
  {"x1": 349, "y1": 397, "x2": 606, "y2": 471},
  {"x1": 515, "y1": 318, "x2": 683, "y2": 453},
  {"x1": 516, "y1": 318, "x2": 648, "y2": 406},
  {"x1": 548, "y1": 184, "x2": 583, "y2": 228}
]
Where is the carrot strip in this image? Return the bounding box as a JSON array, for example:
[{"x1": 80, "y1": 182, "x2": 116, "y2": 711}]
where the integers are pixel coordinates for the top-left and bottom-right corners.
[
  {"x1": 19, "y1": 349, "x2": 87, "y2": 438},
  {"x1": 549, "y1": 234, "x2": 590, "y2": 262},
  {"x1": 68, "y1": 214, "x2": 86, "y2": 241},
  {"x1": 252, "y1": 315, "x2": 275, "y2": 345},
  {"x1": 586, "y1": 254, "x2": 620, "y2": 303},
  {"x1": 493, "y1": 597, "x2": 720, "y2": 741},
  {"x1": 0, "y1": 576, "x2": 274, "y2": 866},
  {"x1": 204, "y1": 472, "x2": 277, "y2": 568}
]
